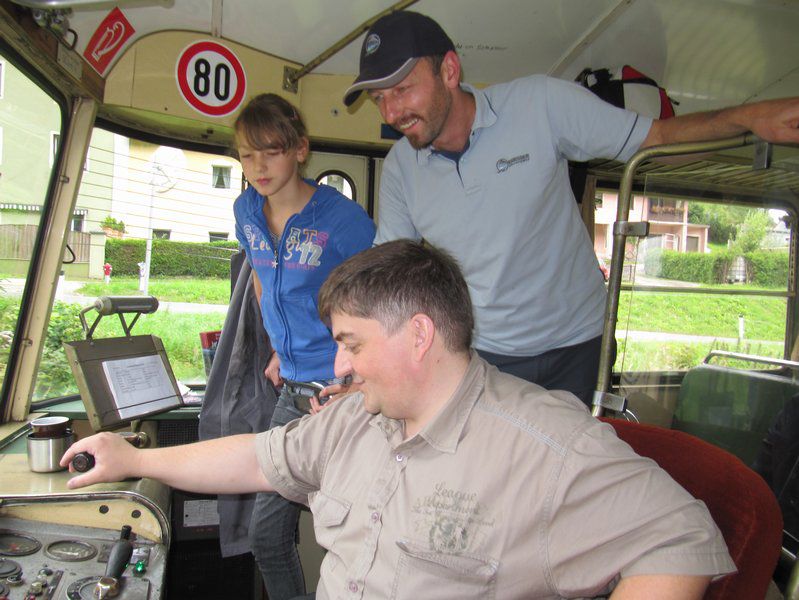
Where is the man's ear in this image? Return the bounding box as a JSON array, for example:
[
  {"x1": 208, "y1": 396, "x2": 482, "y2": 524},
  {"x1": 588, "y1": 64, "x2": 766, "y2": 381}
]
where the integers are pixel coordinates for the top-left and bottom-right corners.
[
  {"x1": 409, "y1": 313, "x2": 435, "y2": 359},
  {"x1": 440, "y1": 50, "x2": 462, "y2": 90}
]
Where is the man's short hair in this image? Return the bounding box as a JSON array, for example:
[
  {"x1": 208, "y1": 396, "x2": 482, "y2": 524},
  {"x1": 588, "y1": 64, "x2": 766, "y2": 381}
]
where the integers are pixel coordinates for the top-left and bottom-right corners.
[{"x1": 318, "y1": 240, "x2": 473, "y2": 352}]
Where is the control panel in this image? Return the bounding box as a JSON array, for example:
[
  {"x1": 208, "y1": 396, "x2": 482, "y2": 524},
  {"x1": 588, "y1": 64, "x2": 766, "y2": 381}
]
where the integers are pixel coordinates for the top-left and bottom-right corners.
[{"x1": 0, "y1": 517, "x2": 165, "y2": 600}]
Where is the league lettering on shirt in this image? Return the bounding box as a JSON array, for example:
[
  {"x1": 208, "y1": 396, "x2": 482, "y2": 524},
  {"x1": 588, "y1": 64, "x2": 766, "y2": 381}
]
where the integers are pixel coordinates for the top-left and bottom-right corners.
[{"x1": 411, "y1": 481, "x2": 495, "y2": 553}]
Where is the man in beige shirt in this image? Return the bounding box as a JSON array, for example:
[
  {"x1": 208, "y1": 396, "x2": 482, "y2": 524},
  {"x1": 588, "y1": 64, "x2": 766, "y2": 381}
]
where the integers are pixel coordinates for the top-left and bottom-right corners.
[{"x1": 64, "y1": 240, "x2": 735, "y2": 599}]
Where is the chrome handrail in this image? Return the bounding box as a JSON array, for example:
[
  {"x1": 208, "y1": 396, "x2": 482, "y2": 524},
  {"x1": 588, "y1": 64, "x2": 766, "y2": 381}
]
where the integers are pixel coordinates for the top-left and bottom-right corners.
[{"x1": 703, "y1": 350, "x2": 799, "y2": 371}]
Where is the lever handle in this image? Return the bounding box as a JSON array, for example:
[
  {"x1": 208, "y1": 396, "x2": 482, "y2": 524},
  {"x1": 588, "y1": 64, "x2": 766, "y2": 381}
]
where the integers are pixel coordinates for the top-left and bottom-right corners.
[
  {"x1": 72, "y1": 452, "x2": 95, "y2": 472},
  {"x1": 94, "y1": 526, "x2": 133, "y2": 599},
  {"x1": 71, "y1": 431, "x2": 147, "y2": 473}
]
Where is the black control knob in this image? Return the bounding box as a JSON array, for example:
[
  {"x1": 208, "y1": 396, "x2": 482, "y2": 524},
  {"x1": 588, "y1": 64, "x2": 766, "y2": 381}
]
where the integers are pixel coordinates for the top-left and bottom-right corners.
[{"x1": 71, "y1": 452, "x2": 95, "y2": 472}]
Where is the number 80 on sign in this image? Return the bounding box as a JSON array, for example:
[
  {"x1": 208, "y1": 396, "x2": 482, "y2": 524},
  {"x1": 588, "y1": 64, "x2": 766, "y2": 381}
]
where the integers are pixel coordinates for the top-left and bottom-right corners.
[{"x1": 176, "y1": 41, "x2": 246, "y2": 117}]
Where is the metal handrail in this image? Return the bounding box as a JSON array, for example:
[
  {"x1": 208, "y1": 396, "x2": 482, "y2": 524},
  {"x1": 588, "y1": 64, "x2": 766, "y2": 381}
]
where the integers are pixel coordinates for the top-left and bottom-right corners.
[{"x1": 703, "y1": 350, "x2": 799, "y2": 371}]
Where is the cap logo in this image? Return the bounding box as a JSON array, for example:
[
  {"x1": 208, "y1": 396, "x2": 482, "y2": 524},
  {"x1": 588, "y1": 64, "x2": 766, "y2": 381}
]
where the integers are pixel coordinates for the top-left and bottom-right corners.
[{"x1": 365, "y1": 33, "x2": 381, "y2": 56}]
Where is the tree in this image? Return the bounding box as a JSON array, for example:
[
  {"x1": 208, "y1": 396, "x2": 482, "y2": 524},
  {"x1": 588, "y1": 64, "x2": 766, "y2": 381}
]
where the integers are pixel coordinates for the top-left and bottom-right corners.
[
  {"x1": 689, "y1": 203, "x2": 751, "y2": 245},
  {"x1": 730, "y1": 210, "x2": 773, "y2": 255}
]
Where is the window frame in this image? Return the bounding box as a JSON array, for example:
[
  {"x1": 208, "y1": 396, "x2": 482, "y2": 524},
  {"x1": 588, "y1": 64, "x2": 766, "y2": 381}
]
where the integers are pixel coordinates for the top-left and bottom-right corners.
[{"x1": 316, "y1": 169, "x2": 357, "y2": 203}]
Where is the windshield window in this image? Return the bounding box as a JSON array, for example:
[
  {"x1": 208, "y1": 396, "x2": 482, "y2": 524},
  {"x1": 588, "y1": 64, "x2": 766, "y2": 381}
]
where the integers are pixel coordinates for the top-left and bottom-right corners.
[
  {"x1": 0, "y1": 53, "x2": 63, "y2": 401},
  {"x1": 31, "y1": 130, "x2": 242, "y2": 401}
]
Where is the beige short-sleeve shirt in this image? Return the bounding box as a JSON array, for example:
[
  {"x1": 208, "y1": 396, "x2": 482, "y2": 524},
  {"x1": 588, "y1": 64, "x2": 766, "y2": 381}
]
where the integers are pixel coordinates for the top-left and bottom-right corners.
[{"x1": 256, "y1": 354, "x2": 735, "y2": 599}]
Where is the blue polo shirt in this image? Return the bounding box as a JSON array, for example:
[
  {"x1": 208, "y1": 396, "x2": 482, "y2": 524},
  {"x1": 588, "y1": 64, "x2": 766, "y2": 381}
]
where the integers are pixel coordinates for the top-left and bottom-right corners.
[{"x1": 376, "y1": 75, "x2": 652, "y2": 356}]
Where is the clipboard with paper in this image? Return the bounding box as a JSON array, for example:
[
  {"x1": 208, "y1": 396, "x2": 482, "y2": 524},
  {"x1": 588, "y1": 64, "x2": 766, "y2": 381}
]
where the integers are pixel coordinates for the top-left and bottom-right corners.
[{"x1": 63, "y1": 296, "x2": 184, "y2": 431}]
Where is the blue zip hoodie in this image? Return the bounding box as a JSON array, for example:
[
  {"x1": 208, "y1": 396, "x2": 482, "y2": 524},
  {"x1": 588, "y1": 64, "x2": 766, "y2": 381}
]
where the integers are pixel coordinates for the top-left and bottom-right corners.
[{"x1": 234, "y1": 180, "x2": 375, "y2": 381}]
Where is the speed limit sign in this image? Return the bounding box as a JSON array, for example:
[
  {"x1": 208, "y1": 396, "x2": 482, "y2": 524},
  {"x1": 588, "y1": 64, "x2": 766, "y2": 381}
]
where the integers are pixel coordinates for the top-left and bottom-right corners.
[{"x1": 176, "y1": 41, "x2": 246, "y2": 116}]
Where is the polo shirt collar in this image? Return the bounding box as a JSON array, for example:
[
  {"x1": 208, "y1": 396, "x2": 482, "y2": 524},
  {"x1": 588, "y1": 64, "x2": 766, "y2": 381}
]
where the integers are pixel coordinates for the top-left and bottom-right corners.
[{"x1": 416, "y1": 83, "x2": 498, "y2": 165}]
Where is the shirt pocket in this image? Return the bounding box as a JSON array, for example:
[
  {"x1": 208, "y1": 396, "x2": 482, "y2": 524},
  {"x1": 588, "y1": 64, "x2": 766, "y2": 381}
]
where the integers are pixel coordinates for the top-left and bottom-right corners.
[
  {"x1": 390, "y1": 538, "x2": 498, "y2": 599},
  {"x1": 308, "y1": 490, "x2": 350, "y2": 549}
]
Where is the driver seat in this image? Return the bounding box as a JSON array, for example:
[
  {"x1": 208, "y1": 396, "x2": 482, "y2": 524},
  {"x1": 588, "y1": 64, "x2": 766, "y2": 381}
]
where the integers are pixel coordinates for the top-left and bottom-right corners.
[{"x1": 602, "y1": 418, "x2": 782, "y2": 600}]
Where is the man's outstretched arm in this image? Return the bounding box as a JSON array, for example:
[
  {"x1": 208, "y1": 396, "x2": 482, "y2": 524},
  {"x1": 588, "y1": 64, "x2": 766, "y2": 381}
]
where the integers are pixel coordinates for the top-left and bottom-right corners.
[
  {"x1": 61, "y1": 431, "x2": 273, "y2": 494},
  {"x1": 643, "y1": 96, "x2": 799, "y2": 148}
]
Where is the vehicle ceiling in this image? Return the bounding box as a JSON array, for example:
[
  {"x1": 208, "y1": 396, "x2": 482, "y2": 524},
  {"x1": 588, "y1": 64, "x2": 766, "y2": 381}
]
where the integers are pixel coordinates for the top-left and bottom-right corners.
[
  {"x1": 58, "y1": 0, "x2": 799, "y2": 114},
  {"x1": 12, "y1": 0, "x2": 799, "y2": 201}
]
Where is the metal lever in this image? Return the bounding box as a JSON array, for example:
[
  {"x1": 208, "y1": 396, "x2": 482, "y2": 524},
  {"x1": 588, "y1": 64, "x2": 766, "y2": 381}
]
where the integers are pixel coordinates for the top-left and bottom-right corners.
[{"x1": 94, "y1": 525, "x2": 133, "y2": 599}]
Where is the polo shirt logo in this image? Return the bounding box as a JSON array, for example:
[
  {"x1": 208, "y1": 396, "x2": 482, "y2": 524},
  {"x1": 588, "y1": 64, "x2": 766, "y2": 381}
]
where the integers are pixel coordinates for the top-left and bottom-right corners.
[{"x1": 496, "y1": 153, "x2": 529, "y2": 173}]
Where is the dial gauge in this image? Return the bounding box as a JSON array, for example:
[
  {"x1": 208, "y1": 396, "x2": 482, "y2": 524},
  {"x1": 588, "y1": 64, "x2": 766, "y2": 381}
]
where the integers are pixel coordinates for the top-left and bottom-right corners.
[
  {"x1": 45, "y1": 539, "x2": 98, "y2": 562},
  {"x1": 0, "y1": 557, "x2": 22, "y2": 578},
  {"x1": 66, "y1": 576, "x2": 100, "y2": 600},
  {"x1": 0, "y1": 531, "x2": 41, "y2": 556}
]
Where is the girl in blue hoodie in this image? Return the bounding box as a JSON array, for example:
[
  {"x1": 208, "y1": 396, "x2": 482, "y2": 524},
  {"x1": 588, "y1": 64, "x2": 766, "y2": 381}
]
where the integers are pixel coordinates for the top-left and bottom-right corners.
[{"x1": 233, "y1": 93, "x2": 375, "y2": 600}]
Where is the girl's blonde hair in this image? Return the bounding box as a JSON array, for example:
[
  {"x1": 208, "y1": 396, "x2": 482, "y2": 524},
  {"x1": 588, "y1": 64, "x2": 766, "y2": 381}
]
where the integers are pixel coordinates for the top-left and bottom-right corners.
[{"x1": 234, "y1": 93, "x2": 308, "y2": 152}]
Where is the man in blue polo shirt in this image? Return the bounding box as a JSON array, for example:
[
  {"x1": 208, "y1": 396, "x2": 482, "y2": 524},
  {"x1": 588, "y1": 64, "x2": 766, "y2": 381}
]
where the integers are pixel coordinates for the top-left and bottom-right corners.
[{"x1": 343, "y1": 10, "x2": 799, "y2": 406}]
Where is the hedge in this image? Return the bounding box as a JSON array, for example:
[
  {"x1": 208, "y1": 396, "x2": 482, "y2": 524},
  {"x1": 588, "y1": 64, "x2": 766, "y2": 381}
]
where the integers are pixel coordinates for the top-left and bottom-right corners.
[
  {"x1": 643, "y1": 247, "x2": 788, "y2": 287},
  {"x1": 747, "y1": 250, "x2": 789, "y2": 287},
  {"x1": 644, "y1": 248, "x2": 732, "y2": 284},
  {"x1": 105, "y1": 239, "x2": 239, "y2": 278}
]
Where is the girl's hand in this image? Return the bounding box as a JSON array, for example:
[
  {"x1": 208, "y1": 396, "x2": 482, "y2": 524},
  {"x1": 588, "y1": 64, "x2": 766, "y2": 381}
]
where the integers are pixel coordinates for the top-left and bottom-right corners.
[
  {"x1": 264, "y1": 352, "x2": 283, "y2": 388},
  {"x1": 309, "y1": 381, "x2": 361, "y2": 415}
]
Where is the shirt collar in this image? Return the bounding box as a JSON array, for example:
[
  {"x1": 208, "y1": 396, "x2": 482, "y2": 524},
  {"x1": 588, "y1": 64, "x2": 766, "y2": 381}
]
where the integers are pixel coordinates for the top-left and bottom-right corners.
[
  {"x1": 373, "y1": 352, "x2": 486, "y2": 453},
  {"x1": 416, "y1": 83, "x2": 498, "y2": 164}
]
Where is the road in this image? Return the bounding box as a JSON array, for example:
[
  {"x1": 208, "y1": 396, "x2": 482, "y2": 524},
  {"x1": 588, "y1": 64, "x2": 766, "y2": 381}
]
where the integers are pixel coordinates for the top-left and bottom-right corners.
[{"x1": 1, "y1": 278, "x2": 229, "y2": 314}]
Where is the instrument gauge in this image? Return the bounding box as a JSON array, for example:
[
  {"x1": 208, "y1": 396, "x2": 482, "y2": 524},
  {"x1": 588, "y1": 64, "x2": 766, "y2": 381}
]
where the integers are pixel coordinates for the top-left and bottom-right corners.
[
  {"x1": 66, "y1": 576, "x2": 100, "y2": 600},
  {"x1": 45, "y1": 539, "x2": 98, "y2": 562},
  {"x1": 0, "y1": 558, "x2": 22, "y2": 579},
  {"x1": 0, "y1": 531, "x2": 41, "y2": 556}
]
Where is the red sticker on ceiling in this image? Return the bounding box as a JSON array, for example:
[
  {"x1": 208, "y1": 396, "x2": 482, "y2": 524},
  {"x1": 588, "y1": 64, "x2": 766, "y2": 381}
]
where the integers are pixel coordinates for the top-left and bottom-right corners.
[{"x1": 83, "y1": 7, "x2": 135, "y2": 75}]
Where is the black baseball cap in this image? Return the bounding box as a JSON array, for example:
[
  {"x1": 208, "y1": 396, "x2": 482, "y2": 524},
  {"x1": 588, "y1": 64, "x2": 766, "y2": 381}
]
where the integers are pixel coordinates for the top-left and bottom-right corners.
[{"x1": 343, "y1": 11, "x2": 455, "y2": 106}]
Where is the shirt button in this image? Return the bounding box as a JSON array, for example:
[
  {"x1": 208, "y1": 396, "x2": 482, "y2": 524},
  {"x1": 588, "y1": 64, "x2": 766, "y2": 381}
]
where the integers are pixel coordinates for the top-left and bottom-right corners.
[
  {"x1": 348, "y1": 580, "x2": 358, "y2": 593},
  {"x1": 395, "y1": 454, "x2": 405, "y2": 462},
  {"x1": 371, "y1": 511, "x2": 380, "y2": 522}
]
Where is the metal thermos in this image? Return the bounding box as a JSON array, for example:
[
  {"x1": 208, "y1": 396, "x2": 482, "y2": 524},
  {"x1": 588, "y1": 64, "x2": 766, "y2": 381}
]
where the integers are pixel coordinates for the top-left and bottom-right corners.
[{"x1": 26, "y1": 416, "x2": 74, "y2": 473}]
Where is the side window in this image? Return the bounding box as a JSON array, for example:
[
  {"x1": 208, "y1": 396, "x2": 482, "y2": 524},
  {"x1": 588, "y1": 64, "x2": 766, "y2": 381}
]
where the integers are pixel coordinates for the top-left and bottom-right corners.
[
  {"x1": 317, "y1": 170, "x2": 356, "y2": 202},
  {"x1": 0, "y1": 53, "x2": 62, "y2": 398},
  {"x1": 595, "y1": 158, "x2": 796, "y2": 431}
]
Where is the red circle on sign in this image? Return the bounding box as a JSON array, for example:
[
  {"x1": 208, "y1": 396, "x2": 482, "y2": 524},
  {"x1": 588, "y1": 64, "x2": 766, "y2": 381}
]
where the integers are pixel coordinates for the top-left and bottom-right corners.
[{"x1": 176, "y1": 41, "x2": 246, "y2": 116}]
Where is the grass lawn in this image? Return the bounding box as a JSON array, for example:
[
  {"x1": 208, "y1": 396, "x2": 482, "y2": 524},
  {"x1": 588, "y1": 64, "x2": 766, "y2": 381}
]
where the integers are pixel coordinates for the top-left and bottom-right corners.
[
  {"x1": 77, "y1": 277, "x2": 231, "y2": 304},
  {"x1": 615, "y1": 338, "x2": 784, "y2": 372},
  {"x1": 90, "y1": 310, "x2": 227, "y2": 382},
  {"x1": 617, "y1": 290, "x2": 786, "y2": 341}
]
